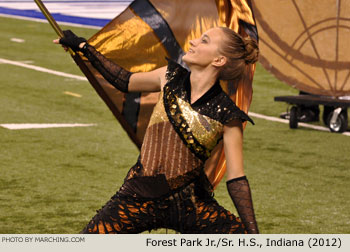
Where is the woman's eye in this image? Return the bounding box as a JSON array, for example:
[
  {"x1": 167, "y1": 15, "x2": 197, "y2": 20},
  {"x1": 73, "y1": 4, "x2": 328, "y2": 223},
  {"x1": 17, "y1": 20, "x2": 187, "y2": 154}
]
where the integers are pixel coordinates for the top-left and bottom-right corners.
[{"x1": 201, "y1": 39, "x2": 208, "y2": 43}]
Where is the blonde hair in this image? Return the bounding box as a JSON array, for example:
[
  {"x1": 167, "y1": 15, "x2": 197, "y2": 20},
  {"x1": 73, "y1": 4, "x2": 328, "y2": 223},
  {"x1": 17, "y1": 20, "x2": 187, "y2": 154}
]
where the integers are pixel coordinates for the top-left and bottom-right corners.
[{"x1": 218, "y1": 27, "x2": 259, "y2": 81}]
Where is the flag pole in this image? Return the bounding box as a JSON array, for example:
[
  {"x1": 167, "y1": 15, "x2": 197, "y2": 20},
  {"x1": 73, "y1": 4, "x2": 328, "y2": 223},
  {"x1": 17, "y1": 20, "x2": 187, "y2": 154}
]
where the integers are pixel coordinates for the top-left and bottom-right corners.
[
  {"x1": 33, "y1": 0, "x2": 75, "y2": 55},
  {"x1": 33, "y1": 0, "x2": 142, "y2": 148}
]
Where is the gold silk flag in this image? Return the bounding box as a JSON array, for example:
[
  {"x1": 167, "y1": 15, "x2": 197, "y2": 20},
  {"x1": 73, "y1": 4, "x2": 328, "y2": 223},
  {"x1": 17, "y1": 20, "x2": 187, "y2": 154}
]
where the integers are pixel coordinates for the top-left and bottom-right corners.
[{"x1": 84, "y1": 0, "x2": 258, "y2": 188}]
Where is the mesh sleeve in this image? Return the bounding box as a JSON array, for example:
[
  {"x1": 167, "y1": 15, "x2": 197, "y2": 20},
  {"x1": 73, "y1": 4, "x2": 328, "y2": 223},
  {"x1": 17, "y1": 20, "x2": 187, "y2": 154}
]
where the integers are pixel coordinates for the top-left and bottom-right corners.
[
  {"x1": 226, "y1": 176, "x2": 259, "y2": 234},
  {"x1": 82, "y1": 44, "x2": 131, "y2": 93}
]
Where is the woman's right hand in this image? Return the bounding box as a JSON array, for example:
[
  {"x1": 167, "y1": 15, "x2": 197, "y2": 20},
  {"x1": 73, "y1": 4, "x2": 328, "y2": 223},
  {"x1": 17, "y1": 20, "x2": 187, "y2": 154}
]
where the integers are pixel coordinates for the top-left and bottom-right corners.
[{"x1": 53, "y1": 38, "x2": 69, "y2": 52}]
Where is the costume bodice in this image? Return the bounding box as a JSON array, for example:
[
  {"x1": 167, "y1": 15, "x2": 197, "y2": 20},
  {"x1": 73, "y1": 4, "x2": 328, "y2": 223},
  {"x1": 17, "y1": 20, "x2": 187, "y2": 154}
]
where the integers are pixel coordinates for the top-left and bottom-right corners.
[{"x1": 120, "y1": 60, "x2": 253, "y2": 198}]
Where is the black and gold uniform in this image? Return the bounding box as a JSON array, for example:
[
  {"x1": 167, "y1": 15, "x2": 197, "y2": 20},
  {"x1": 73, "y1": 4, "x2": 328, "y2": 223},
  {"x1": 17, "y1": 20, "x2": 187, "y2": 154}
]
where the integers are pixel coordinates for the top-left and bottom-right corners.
[{"x1": 81, "y1": 59, "x2": 254, "y2": 234}]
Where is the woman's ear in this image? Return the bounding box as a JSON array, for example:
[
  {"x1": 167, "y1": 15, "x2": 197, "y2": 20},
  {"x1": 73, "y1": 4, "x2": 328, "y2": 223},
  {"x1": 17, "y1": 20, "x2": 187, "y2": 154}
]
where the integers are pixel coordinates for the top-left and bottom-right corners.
[{"x1": 212, "y1": 55, "x2": 227, "y2": 67}]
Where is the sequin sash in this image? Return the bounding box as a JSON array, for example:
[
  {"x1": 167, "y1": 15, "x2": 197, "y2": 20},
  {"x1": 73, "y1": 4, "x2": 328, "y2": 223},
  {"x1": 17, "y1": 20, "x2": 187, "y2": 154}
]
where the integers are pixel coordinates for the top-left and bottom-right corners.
[{"x1": 163, "y1": 84, "x2": 212, "y2": 161}]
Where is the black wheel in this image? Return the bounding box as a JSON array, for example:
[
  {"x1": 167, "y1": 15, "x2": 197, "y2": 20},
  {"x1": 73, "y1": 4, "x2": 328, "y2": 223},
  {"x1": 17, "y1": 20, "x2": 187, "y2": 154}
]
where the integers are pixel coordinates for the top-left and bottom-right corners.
[
  {"x1": 322, "y1": 106, "x2": 334, "y2": 126},
  {"x1": 289, "y1": 106, "x2": 298, "y2": 129},
  {"x1": 327, "y1": 109, "x2": 348, "y2": 133}
]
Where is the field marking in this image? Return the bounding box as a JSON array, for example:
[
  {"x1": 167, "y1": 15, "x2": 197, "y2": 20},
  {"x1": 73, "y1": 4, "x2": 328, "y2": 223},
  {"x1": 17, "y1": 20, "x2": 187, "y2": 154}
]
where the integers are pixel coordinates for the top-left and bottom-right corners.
[
  {"x1": 0, "y1": 1, "x2": 130, "y2": 28},
  {"x1": 20, "y1": 60, "x2": 34, "y2": 64},
  {"x1": 0, "y1": 58, "x2": 87, "y2": 81},
  {"x1": 0, "y1": 1, "x2": 129, "y2": 20},
  {"x1": 10, "y1": 38, "x2": 25, "y2": 43},
  {"x1": 0, "y1": 123, "x2": 96, "y2": 130},
  {"x1": 64, "y1": 91, "x2": 82, "y2": 98},
  {"x1": 248, "y1": 112, "x2": 350, "y2": 136},
  {"x1": 0, "y1": 13, "x2": 102, "y2": 29}
]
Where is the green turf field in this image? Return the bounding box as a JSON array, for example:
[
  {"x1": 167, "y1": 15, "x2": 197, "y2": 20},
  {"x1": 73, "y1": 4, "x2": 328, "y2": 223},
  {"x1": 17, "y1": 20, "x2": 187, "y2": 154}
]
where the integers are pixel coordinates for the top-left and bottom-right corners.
[{"x1": 0, "y1": 16, "x2": 349, "y2": 234}]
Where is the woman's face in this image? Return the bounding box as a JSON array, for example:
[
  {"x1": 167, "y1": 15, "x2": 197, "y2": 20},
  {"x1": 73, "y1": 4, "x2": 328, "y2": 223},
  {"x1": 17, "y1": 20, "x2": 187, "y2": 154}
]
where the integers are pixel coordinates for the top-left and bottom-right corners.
[{"x1": 182, "y1": 27, "x2": 225, "y2": 68}]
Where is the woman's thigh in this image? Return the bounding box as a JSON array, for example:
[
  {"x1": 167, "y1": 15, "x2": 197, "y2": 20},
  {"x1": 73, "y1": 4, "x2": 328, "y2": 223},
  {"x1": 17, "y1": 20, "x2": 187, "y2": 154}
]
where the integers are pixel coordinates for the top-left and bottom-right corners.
[
  {"x1": 81, "y1": 188, "x2": 246, "y2": 234},
  {"x1": 184, "y1": 197, "x2": 246, "y2": 234},
  {"x1": 81, "y1": 195, "x2": 163, "y2": 234}
]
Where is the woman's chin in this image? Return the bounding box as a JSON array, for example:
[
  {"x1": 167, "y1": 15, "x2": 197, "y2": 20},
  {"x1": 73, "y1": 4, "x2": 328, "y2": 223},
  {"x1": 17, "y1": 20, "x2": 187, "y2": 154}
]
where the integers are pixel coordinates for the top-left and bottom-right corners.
[
  {"x1": 182, "y1": 54, "x2": 192, "y2": 65},
  {"x1": 182, "y1": 54, "x2": 188, "y2": 61}
]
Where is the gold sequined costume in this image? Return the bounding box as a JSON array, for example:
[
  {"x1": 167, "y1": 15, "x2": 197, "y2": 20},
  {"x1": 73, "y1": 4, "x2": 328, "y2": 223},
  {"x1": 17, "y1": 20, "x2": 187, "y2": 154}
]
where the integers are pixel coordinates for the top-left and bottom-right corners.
[{"x1": 82, "y1": 60, "x2": 254, "y2": 234}]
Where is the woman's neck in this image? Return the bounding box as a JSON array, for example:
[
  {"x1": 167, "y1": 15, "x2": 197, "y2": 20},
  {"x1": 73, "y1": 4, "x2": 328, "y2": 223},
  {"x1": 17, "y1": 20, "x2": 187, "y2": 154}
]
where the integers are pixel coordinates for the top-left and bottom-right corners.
[{"x1": 189, "y1": 66, "x2": 218, "y2": 105}]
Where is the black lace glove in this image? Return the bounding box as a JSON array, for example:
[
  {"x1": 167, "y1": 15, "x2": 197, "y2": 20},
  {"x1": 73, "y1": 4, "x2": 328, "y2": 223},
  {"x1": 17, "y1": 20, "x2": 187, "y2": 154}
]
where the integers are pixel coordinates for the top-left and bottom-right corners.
[
  {"x1": 59, "y1": 30, "x2": 131, "y2": 92},
  {"x1": 226, "y1": 176, "x2": 259, "y2": 234},
  {"x1": 80, "y1": 43, "x2": 131, "y2": 93},
  {"x1": 59, "y1": 30, "x2": 87, "y2": 52}
]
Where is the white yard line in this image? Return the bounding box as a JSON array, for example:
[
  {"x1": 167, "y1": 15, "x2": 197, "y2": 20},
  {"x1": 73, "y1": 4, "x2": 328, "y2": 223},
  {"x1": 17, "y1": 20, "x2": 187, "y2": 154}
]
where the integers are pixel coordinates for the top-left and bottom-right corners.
[
  {"x1": 10, "y1": 38, "x2": 25, "y2": 43},
  {"x1": 0, "y1": 123, "x2": 96, "y2": 130},
  {"x1": 248, "y1": 112, "x2": 350, "y2": 136},
  {"x1": 64, "y1": 91, "x2": 82, "y2": 98},
  {"x1": 0, "y1": 58, "x2": 91, "y2": 130},
  {"x1": 0, "y1": 58, "x2": 87, "y2": 81}
]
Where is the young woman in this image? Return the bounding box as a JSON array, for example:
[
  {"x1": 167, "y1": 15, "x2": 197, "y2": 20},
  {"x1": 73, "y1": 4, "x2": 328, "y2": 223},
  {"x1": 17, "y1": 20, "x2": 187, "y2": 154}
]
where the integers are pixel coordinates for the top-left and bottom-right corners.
[{"x1": 54, "y1": 26, "x2": 259, "y2": 234}]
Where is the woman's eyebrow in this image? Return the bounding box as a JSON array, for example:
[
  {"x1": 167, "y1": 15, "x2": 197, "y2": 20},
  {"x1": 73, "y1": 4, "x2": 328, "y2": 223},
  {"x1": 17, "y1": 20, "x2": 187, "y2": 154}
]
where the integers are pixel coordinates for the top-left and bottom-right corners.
[{"x1": 202, "y1": 34, "x2": 211, "y2": 42}]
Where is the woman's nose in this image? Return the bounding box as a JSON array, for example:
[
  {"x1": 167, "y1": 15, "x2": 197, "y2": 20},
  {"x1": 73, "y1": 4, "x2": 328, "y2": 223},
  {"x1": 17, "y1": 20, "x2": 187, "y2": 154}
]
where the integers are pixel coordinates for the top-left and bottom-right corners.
[{"x1": 190, "y1": 38, "x2": 198, "y2": 47}]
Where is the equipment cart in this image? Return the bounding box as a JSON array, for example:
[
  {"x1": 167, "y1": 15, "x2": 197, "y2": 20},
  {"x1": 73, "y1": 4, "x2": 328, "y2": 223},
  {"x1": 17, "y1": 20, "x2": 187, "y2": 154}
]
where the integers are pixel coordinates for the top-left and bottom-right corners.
[{"x1": 274, "y1": 95, "x2": 350, "y2": 133}]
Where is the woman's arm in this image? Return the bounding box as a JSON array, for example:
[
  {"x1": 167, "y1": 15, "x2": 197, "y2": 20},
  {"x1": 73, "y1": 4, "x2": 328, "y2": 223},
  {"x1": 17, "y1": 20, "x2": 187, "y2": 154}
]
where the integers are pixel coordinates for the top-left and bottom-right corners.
[
  {"x1": 54, "y1": 30, "x2": 167, "y2": 93},
  {"x1": 223, "y1": 120, "x2": 259, "y2": 234},
  {"x1": 223, "y1": 120, "x2": 245, "y2": 180},
  {"x1": 129, "y1": 66, "x2": 167, "y2": 92}
]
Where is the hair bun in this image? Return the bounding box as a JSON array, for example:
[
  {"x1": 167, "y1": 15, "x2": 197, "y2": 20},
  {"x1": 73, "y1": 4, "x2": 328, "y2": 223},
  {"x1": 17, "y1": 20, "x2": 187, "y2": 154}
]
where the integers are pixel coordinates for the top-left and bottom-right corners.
[
  {"x1": 218, "y1": 27, "x2": 259, "y2": 80},
  {"x1": 243, "y1": 37, "x2": 259, "y2": 64}
]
